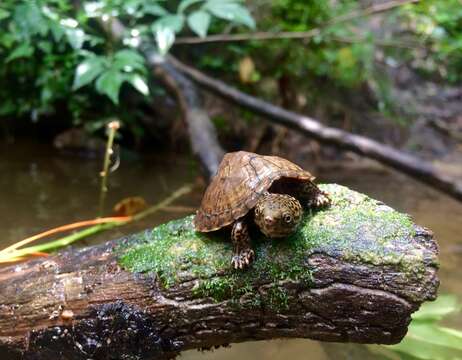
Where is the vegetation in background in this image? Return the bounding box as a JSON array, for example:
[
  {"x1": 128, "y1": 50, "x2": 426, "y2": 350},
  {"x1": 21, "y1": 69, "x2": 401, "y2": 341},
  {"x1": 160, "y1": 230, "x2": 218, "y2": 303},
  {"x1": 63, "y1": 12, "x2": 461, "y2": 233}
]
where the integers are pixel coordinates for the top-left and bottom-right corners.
[
  {"x1": 0, "y1": 0, "x2": 254, "y2": 139},
  {"x1": 373, "y1": 294, "x2": 462, "y2": 360},
  {"x1": 1, "y1": 0, "x2": 462, "y2": 140}
]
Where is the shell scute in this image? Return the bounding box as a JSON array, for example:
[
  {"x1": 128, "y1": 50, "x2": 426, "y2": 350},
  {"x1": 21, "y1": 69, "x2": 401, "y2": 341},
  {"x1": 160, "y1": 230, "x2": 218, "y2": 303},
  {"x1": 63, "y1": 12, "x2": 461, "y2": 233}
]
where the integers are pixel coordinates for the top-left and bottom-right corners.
[{"x1": 194, "y1": 151, "x2": 315, "y2": 232}]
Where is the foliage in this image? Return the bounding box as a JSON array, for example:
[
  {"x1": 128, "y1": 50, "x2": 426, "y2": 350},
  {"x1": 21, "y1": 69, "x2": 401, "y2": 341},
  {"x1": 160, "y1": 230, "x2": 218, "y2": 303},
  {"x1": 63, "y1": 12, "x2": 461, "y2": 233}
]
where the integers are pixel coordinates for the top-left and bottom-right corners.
[
  {"x1": 370, "y1": 294, "x2": 462, "y2": 360},
  {"x1": 401, "y1": 0, "x2": 462, "y2": 82},
  {"x1": 197, "y1": 0, "x2": 462, "y2": 119},
  {"x1": 0, "y1": 0, "x2": 254, "y2": 133},
  {"x1": 2, "y1": 0, "x2": 462, "y2": 138}
]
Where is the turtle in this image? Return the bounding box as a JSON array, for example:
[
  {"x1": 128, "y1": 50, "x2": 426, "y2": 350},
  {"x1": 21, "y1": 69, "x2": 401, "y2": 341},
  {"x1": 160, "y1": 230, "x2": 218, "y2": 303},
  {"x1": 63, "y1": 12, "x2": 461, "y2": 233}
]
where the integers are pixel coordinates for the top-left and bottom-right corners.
[{"x1": 194, "y1": 151, "x2": 330, "y2": 269}]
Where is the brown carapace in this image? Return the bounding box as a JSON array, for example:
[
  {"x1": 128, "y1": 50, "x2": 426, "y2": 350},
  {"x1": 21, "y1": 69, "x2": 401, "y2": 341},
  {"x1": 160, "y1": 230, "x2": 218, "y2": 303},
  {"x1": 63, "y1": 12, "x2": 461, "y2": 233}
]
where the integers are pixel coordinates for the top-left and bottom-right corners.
[{"x1": 194, "y1": 151, "x2": 330, "y2": 269}]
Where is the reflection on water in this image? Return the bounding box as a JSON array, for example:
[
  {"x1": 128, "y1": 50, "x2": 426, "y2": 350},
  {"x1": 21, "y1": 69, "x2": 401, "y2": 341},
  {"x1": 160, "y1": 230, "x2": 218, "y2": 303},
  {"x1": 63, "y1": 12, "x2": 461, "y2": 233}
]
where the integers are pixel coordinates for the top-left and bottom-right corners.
[{"x1": 1, "y1": 140, "x2": 461, "y2": 360}]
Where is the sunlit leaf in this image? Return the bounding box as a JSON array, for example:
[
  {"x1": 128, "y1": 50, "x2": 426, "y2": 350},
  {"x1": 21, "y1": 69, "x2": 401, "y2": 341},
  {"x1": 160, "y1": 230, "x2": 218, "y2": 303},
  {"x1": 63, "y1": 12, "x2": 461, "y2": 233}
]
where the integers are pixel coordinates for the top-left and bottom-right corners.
[
  {"x1": 95, "y1": 70, "x2": 125, "y2": 104},
  {"x1": 113, "y1": 49, "x2": 145, "y2": 72},
  {"x1": 84, "y1": 2, "x2": 105, "y2": 17},
  {"x1": 153, "y1": 14, "x2": 185, "y2": 33},
  {"x1": 5, "y1": 43, "x2": 34, "y2": 62},
  {"x1": 65, "y1": 28, "x2": 86, "y2": 49},
  {"x1": 204, "y1": 1, "x2": 255, "y2": 28},
  {"x1": 179, "y1": 0, "x2": 204, "y2": 13},
  {"x1": 187, "y1": 11, "x2": 211, "y2": 38},
  {"x1": 386, "y1": 333, "x2": 462, "y2": 360},
  {"x1": 154, "y1": 26, "x2": 175, "y2": 55},
  {"x1": 143, "y1": 3, "x2": 168, "y2": 16},
  {"x1": 0, "y1": 8, "x2": 10, "y2": 20},
  {"x1": 412, "y1": 295, "x2": 460, "y2": 321},
  {"x1": 73, "y1": 56, "x2": 106, "y2": 90},
  {"x1": 128, "y1": 74, "x2": 150, "y2": 96}
]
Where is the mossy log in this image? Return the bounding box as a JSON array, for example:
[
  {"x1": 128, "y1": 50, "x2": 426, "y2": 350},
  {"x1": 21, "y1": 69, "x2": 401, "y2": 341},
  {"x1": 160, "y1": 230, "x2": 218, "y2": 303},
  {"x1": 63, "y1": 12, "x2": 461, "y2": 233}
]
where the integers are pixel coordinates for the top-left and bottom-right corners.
[{"x1": 0, "y1": 185, "x2": 438, "y2": 360}]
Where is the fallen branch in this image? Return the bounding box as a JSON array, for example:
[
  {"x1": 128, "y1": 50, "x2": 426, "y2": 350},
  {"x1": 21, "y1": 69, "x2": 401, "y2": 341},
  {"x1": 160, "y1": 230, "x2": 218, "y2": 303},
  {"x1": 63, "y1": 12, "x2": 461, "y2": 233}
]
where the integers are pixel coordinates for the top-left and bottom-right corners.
[
  {"x1": 169, "y1": 57, "x2": 462, "y2": 202},
  {"x1": 102, "y1": 17, "x2": 224, "y2": 179},
  {"x1": 0, "y1": 185, "x2": 438, "y2": 359},
  {"x1": 148, "y1": 55, "x2": 225, "y2": 178}
]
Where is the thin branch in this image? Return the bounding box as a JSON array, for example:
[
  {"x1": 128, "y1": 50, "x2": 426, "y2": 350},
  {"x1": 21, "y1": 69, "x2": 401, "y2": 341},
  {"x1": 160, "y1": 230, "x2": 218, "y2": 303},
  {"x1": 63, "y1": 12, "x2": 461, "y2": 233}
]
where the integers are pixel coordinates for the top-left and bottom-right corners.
[
  {"x1": 332, "y1": 36, "x2": 426, "y2": 50},
  {"x1": 175, "y1": 0, "x2": 420, "y2": 45}
]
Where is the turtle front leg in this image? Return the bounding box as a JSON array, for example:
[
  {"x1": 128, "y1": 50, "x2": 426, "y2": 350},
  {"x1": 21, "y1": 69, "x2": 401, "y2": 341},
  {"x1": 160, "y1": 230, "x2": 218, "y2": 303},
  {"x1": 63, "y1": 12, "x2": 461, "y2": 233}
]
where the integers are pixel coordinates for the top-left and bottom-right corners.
[
  {"x1": 231, "y1": 220, "x2": 255, "y2": 269},
  {"x1": 299, "y1": 182, "x2": 331, "y2": 209}
]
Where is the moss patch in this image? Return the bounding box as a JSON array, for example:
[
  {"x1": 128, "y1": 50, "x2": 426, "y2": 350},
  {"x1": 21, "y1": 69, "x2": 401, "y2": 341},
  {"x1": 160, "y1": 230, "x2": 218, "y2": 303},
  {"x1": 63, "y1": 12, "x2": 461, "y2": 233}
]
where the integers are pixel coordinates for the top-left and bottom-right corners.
[{"x1": 117, "y1": 184, "x2": 434, "y2": 307}]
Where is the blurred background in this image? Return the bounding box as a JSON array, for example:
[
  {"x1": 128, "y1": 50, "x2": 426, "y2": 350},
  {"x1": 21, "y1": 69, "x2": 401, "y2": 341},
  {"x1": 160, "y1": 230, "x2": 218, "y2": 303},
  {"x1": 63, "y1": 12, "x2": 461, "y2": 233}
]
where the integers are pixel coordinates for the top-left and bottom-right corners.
[{"x1": 1, "y1": 0, "x2": 462, "y2": 359}]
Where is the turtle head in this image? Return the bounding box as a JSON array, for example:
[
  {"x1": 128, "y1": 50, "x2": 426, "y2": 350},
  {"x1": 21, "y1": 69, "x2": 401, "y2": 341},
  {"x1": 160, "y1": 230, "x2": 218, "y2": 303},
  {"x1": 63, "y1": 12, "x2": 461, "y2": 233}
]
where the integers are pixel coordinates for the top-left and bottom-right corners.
[{"x1": 254, "y1": 193, "x2": 302, "y2": 238}]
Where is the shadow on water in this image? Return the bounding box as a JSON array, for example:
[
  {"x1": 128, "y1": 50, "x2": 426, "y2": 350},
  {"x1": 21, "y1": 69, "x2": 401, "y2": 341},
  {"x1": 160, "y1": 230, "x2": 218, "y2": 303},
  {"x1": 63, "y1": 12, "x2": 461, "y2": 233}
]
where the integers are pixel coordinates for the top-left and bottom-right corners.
[{"x1": 1, "y1": 140, "x2": 461, "y2": 360}]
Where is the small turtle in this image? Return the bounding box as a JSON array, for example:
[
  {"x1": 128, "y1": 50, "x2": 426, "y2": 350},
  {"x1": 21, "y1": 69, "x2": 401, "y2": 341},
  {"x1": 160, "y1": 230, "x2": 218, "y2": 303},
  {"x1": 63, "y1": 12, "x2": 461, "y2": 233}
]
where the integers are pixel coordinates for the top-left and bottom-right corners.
[{"x1": 194, "y1": 151, "x2": 330, "y2": 269}]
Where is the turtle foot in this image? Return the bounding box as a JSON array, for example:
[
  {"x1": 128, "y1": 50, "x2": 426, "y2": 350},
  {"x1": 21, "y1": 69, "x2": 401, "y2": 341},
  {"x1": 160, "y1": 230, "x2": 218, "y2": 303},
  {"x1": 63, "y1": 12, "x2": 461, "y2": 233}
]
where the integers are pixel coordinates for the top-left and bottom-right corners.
[
  {"x1": 231, "y1": 249, "x2": 255, "y2": 269},
  {"x1": 310, "y1": 191, "x2": 331, "y2": 209}
]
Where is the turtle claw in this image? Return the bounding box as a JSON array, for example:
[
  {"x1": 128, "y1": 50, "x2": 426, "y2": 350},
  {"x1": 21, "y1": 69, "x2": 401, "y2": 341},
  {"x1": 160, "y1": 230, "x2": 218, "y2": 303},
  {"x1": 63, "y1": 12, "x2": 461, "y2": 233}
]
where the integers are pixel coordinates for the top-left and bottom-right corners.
[
  {"x1": 232, "y1": 249, "x2": 255, "y2": 269},
  {"x1": 311, "y1": 191, "x2": 331, "y2": 209}
]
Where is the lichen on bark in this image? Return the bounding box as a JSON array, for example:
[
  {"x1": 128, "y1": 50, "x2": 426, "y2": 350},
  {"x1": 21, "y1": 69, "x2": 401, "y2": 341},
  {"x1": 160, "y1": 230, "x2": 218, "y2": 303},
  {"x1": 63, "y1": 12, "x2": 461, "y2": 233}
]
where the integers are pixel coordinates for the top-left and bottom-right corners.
[{"x1": 117, "y1": 184, "x2": 437, "y2": 306}]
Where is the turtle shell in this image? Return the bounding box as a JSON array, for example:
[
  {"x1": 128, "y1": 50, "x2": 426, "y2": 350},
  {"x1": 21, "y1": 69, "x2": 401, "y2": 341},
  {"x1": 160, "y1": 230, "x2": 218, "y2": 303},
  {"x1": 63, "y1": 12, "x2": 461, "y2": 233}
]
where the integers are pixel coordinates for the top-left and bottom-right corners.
[{"x1": 194, "y1": 151, "x2": 315, "y2": 232}]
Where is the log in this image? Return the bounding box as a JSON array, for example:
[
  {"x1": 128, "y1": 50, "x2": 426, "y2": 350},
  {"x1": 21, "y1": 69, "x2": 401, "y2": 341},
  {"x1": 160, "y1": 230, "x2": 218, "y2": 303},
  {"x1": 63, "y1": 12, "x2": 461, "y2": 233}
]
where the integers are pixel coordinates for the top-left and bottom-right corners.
[
  {"x1": 168, "y1": 56, "x2": 462, "y2": 203},
  {"x1": 0, "y1": 185, "x2": 439, "y2": 360},
  {"x1": 148, "y1": 55, "x2": 225, "y2": 179},
  {"x1": 100, "y1": 16, "x2": 224, "y2": 179}
]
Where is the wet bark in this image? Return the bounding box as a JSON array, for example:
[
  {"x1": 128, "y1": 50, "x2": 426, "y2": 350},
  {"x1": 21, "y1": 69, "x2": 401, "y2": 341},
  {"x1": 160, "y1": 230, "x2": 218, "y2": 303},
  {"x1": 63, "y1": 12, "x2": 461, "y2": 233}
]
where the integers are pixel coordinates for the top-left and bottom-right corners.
[
  {"x1": 0, "y1": 185, "x2": 439, "y2": 360},
  {"x1": 168, "y1": 56, "x2": 462, "y2": 202},
  {"x1": 149, "y1": 56, "x2": 225, "y2": 179}
]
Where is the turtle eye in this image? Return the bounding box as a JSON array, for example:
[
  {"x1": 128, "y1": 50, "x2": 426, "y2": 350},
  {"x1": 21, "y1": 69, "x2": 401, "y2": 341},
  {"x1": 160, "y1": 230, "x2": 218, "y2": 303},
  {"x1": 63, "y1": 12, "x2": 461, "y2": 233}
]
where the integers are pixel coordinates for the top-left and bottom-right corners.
[
  {"x1": 255, "y1": 208, "x2": 260, "y2": 216},
  {"x1": 283, "y1": 214, "x2": 292, "y2": 223}
]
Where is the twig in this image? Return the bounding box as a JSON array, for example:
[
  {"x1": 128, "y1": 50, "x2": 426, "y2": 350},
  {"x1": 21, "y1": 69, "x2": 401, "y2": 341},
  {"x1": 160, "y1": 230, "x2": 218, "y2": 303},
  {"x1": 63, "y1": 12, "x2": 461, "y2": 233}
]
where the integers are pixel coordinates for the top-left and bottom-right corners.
[
  {"x1": 98, "y1": 120, "x2": 120, "y2": 217},
  {"x1": 0, "y1": 217, "x2": 130, "y2": 255},
  {"x1": 0, "y1": 184, "x2": 193, "y2": 263},
  {"x1": 332, "y1": 36, "x2": 426, "y2": 50},
  {"x1": 174, "y1": 0, "x2": 420, "y2": 45}
]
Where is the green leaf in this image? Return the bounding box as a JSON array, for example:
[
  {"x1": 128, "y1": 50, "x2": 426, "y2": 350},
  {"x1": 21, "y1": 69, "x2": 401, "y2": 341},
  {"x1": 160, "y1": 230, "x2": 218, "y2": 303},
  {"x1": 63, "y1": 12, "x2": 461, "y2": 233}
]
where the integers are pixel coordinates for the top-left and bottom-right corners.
[
  {"x1": 13, "y1": 2, "x2": 48, "y2": 39},
  {"x1": 143, "y1": 3, "x2": 168, "y2": 16},
  {"x1": 5, "y1": 43, "x2": 34, "y2": 62},
  {"x1": 113, "y1": 49, "x2": 145, "y2": 72},
  {"x1": 128, "y1": 74, "x2": 150, "y2": 96},
  {"x1": 187, "y1": 11, "x2": 211, "y2": 38},
  {"x1": 73, "y1": 57, "x2": 106, "y2": 90},
  {"x1": 406, "y1": 323, "x2": 462, "y2": 350},
  {"x1": 178, "y1": 0, "x2": 204, "y2": 13},
  {"x1": 153, "y1": 26, "x2": 176, "y2": 55},
  {"x1": 0, "y1": 8, "x2": 10, "y2": 20},
  {"x1": 204, "y1": 1, "x2": 255, "y2": 28},
  {"x1": 65, "y1": 28, "x2": 86, "y2": 49},
  {"x1": 95, "y1": 70, "x2": 125, "y2": 105},
  {"x1": 49, "y1": 22, "x2": 65, "y2": 42},
  {"x1": 412, "y1": 295, "x2": 460, "y2": 321},
  {"x1": 386, "y1": 328, "x2": 462, "y2": 360},
  {"x1": 37, "y1": 41, "x2": 52, "y2": 54},
  {"x1": 153, "y1": 14, "x2": 185, "y2": 33}
]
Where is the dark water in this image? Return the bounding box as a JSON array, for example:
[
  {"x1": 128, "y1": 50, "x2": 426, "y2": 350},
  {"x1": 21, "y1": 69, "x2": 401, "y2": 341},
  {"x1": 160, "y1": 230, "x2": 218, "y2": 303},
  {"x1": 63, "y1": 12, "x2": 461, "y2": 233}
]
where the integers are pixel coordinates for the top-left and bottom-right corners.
[{"x1": 1, "y1": 140, "x2": 461, "y2": 359}]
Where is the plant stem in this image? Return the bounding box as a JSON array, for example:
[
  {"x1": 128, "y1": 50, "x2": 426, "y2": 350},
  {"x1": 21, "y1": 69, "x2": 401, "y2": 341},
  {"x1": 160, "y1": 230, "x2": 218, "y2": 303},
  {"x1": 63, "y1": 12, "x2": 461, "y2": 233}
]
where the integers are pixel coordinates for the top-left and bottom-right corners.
[
  {"x1": 174, "y1": 0, "x2": 419, "y2": 45},
  {"x1": 98, "y1": 120, "x2": 120, "y2": 217},
  {"x1": 0, "y1": 184, "x2": 194, "y2": 262}
]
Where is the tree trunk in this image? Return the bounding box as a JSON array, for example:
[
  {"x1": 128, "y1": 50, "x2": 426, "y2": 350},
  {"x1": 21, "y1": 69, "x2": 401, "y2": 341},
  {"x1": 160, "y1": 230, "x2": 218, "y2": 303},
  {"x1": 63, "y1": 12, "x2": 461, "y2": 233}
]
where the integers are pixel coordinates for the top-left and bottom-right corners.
[{"x1": 0, "y1": 185, "x2": 438, "y2": 360}]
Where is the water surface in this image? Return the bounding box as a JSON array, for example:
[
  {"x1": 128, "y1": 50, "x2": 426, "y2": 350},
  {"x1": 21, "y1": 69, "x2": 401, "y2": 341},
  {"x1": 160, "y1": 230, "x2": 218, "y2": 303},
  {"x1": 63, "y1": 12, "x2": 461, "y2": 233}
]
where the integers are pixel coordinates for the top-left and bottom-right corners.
[{"x1": 1, "y1": 140, "x2": 461, "y2": 359}]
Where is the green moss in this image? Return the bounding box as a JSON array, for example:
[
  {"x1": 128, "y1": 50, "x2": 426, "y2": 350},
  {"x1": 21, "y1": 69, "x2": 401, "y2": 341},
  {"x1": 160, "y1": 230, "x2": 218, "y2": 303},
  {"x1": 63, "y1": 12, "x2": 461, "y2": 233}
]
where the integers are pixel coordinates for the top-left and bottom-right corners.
[{"x1": 117, "y1": 184, "x2": 435, "y2": 307}]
